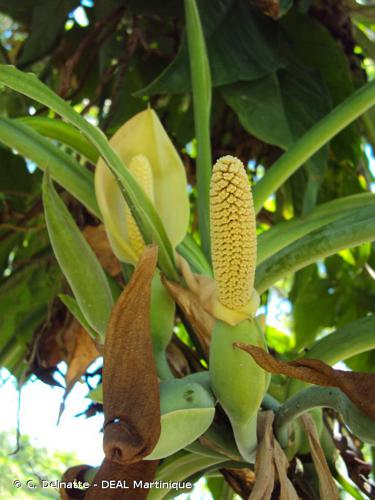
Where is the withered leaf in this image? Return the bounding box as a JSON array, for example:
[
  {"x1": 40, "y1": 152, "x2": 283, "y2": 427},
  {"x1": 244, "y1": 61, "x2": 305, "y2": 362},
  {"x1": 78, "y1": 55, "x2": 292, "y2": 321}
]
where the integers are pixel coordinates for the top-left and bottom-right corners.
[
  {"x1": 102, "y1": 245, "x2": 161, "y2": 464},
  {"x1": 60, "y1": 464, "x2": 91, "y2": 499},
  {"x1": 82, "y1": 247, "x2": 161, "y2": 499},
  {"x1": 235, "y1": 344, "x2": 375, "y2": 422},
  {"x1": 84, "y1": 459, "x2": 158, "y2": 500},
  {"x1": 249, "y1": 0, "x2": 279, "y2": 18},
  {"x1": 65, "y1": 325, "x2": 100, "y2": 394},
  {"x1": 249, "y1": 411, "x2": 299, "y2": 500},
  {"x1": 300, "y1": 414, "x2": 339, "y2": 500},
  {"x1": 166, "y1": 339, "x2": 191, "y2": 377},
  {"x1": 273, "y1": 439, "x2": 299, "y2": 500},
  {"x1": 58, "y1": 322, "x2": 100, "y2": 422},
  {"x1": 83, "y1": 224, "x2": 121, "y2": 276},
  {"x1": 163, "y1": 277, "x2": 213, "y2": 357},
  {"x1": 220, "y1": 467, "x2": 255, "y2": 499},
  {"x1": 249, "y1": 411, "x2": 275, "y2": 500}
]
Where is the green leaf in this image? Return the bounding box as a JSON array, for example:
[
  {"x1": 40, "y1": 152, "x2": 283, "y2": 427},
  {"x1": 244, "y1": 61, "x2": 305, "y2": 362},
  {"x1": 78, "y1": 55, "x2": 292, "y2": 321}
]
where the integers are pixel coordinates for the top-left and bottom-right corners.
[
  {"x1": 42, "y1": 172, "x2": 113, "y2": 339},
  {"x1": 257, "y1": 193, "x2": 375, "y2": 264},
  {"x1": 252, "y1": 78, "x2": 375, "y2": 213},
  {"x1": 281, "y1": 11, "x2": 361, "y2": 165},
  {"x1": 0, "y1": 306, "x2": 47, "y2": 375},
  {"x1": 223, "y1": 62, "x2": 331, "y2": 149},
  {"x1": 0, "y1": 233, "x2": 21, "y2": 276},
  {"x1": 0, "y1": 117, "x2": 99, "y2": 216},
  {"x1": 149, "y1": 451, "x2": 227, "y2": 500},
  {"x1": 177, "y1": 233, "x2": 213, "y2": 276},
  {"x1": 104, "y1": 63, "x2": 145, "y2": 135},
  {"x1": 206, "y1": 476, "x2": 235, "y2": 500},
  {"x1": 185, "y1": 0, "x2": 212, "y2": 259},
  {"x1": 17, "y1": 116, "x2": 99, "y2": 163},
  {"x1": 288, "y1": 314, "x2": 375, "y2": 394},
  {"x1": 59, "y1": 293, "x2": 98, "y2": 338},
  {"x1": 255, "y1": 203, "x2": 375, "y2": 293},
  {"x1": 346, "y1": 350, "x2": 375, "y2": 374},
  {"x1": 362, "y1": 107, "x2": 375, "y2": 153},
  {"x1": 290, "y1": 265, "x2": 335, "y2": 349},
  {"x1": 139, "y1": 0, "x2": 285, "y2": 95},
  {"x1": 0, "y1": 65, "x2": 178, "y2": 280},
  {"x1": 354, "y1": 25, "x2": 375, "y2": 61},
  {"x1": 280, "y1": 0, "x2": 293, "y2": 16},
  {"x1": 266, "y1": 325, "x2": 294, "y2": 354},
  {"x1": 223, "y1": 60, "x2": 331, "y2": 210},
  {"x1": 17, "y1": 0, "x2": 80, "y2": 67}
]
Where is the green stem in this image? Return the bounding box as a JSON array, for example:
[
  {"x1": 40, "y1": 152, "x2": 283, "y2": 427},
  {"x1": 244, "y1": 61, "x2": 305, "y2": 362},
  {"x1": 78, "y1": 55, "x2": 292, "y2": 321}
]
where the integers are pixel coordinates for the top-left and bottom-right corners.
[
  {"x1": 335, "y1": 472, "x2": 365, "y2": 500},
  {"x1": 275, "y1": 386, "x2": 375, "y2": 448},
  {"x1": 185, "y1": 0, "x2": 212, "y2": 261},
  {"x1": 275, "y1": 387, "x2": 342, "y2": 443},
  {"x1": 261, "y1": 393, "x2": 281, "y2": 411},
  {"x1": 177, "y1": 233, "x2": 213, "y2": 276},
  {"x1": 253, "y1": 79, "x2": 375, "y2": 213}
]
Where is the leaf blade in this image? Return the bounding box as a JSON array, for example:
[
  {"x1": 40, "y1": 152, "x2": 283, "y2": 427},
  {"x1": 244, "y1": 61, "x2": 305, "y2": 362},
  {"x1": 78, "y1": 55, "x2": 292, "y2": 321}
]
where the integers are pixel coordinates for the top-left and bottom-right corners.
[{"x1": 42, "y1": 172, "x2": 113, "y2": 339}]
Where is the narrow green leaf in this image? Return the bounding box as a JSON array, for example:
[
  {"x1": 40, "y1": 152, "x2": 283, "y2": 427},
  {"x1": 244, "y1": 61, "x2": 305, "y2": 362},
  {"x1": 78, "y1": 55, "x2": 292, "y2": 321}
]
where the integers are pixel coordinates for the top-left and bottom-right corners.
[
  {"x1": 255, "y1": 203, "x2": 375, "y2": 293},
  {"x1": 177, "y1": 233, "x2": 213, "y2": 276},
  {"x1": 42, "y1": 172, "x2": 113, "y2": 339},
  {"x1": 257, "y1": 193, "x2": 375, "y2": 264},
  {"x1": 253, "y1": 78, "x2": 375, "y2": 213},
  {"x1": 17, "y1": 116, "x2": 98, "y2": 163},
  {"x1": 59, "y1": 294, "x2": 97, "y2": 338},
  {"x1": 185, "y1": 0, "x2": 212, "y2": 260},
  {"x1": 0, "y1": 65, "x2": 178, "y2": 281},
  {"x1": 288, "y1": 314, "x2": 375, "y2": 395},
  {"x1": 299, "y1": 314, "x2": 375, "y2": 368},
  {"x1": 148, "y1": 451, "x2": 227, "y2": 500},
  {"x1": 0, "y1": 117, "x2": 99, "y2": 216}
]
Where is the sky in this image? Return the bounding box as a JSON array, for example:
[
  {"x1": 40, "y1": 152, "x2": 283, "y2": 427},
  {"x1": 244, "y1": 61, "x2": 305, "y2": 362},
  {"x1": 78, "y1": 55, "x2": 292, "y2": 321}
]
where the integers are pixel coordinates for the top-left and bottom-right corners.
[{"x1": 0, "y1": 364, "x2": 104, "y2": 465}]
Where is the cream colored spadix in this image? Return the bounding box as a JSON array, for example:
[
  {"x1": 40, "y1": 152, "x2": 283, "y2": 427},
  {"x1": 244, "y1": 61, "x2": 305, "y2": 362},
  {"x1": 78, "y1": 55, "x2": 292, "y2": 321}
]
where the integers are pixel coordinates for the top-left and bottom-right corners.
[
  {"x1": 125, "y1": 155, "x2": 155, "y2": 260},
  {"x1": 95, "y1": 108, "x2": 190, "y2": 264},
  {"x1": 177, "y1": 155, "x2": 259, "y2": 325},
  {"x1": 209, "y1": 155, "x2": 260, "y2": 323}
]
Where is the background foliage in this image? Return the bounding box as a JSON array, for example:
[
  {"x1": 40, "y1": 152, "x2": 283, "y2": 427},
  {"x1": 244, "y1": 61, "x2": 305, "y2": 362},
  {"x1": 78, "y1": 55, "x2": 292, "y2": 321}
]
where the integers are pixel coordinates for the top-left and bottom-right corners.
[{"x1": 0, "y1": 431, "x2": 77, "y2": 498}]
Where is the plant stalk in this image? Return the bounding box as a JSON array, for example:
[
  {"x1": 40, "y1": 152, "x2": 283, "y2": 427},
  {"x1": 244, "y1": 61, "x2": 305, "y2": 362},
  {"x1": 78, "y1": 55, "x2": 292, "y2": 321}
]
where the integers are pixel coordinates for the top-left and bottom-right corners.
[{"x1": 185, "y1": 0, "x2": 212, "y2": 261}]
